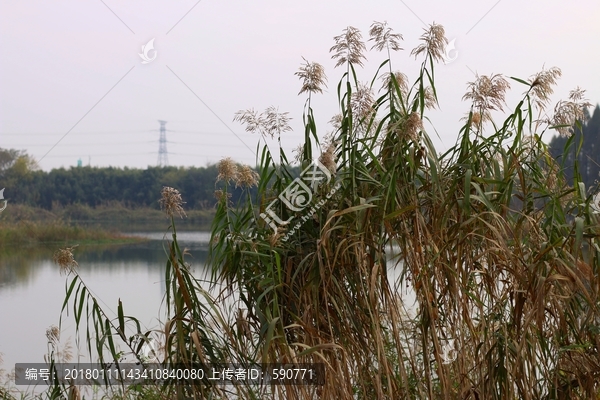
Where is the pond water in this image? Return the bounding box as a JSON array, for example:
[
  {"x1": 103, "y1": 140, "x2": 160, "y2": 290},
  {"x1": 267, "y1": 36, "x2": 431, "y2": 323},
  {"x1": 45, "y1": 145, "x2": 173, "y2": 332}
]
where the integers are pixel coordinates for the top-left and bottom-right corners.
[
  {"x1": 0, "y1": 231, "x2": 213, "y2": 391},
  {"x1": 0, "y1": 231, "x2": 416, "y2": 396}
]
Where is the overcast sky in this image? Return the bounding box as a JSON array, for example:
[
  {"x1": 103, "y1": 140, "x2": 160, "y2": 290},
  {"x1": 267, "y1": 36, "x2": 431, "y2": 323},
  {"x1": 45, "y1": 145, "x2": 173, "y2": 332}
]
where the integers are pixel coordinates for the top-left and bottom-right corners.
[{"x1": 1, "y1": 0, "x2": 599, "y2": 171}]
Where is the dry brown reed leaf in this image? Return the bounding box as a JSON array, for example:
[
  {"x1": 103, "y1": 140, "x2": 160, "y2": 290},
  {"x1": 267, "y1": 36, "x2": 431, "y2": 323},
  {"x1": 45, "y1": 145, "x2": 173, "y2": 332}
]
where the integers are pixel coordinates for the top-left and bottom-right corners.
[
  {"x1": 159, "y1": 186, "x2": 186, "y2": 219},
  {"x1": 53, "y1": 246, "x2": 78, "y2": 275},
  {"x1": 330, "y1": 26, "x2": 367, "y2": 68},
  {"x1": 68, "y1": 385, "x2": 81, "y2": 400},
  {"x1": 411, "y1": 23, "x2": 448, "y2": 62},
  {"x1": 369, "y1": 21, "x2": 403, "y2": 52},
  {"x1": 296, "y1": 57, "x2": 327, "y2": 95},
  {"x1": 190, "y1": 329, "x2": 207, "y2": 362}
]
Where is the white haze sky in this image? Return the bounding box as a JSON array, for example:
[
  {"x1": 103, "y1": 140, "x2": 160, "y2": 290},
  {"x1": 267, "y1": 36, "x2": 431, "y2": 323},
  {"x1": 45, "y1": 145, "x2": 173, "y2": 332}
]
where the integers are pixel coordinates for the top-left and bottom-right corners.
[{"x1": 1, "y1": 0, "x2": 599, "y2": 171}]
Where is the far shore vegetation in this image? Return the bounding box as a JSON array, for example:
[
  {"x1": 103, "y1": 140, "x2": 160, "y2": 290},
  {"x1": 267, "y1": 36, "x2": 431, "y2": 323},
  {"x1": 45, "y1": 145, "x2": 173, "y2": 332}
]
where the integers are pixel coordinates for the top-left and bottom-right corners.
[
  {"x1": 0, "y1": 203, "x2": 215, "y2": 248},
  {"x1": 0, "y1": 220, "x2": 137, "y2": 248}
]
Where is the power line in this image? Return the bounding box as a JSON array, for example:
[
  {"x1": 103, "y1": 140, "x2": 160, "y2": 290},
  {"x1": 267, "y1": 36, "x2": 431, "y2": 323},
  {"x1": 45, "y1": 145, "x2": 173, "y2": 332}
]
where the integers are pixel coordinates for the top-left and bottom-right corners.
[
  {"x1": 1, "y1": 130, "x2": 153, "y2": 136},
  {"x1": 7, "y1": 141, "x2": 153, "y2": 147},
  {"x1": 7, "y1": 141, "x2": 255, "y2": 149},
  {"x1": 36, "y1": 66, "x2": 136, "y2": 164},
  {"x1": 168, "y1": 141, "x2": 250, "y2": 148},
  {"x1": 39, "y1": 152, "x2": 153, "y2": 158}
]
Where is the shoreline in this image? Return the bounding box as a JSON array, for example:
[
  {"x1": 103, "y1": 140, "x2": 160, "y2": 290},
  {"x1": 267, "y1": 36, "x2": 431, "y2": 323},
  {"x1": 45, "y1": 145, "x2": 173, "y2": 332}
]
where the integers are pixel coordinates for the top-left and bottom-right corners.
[
  {"x1": 0, "y1": 221, "x2": 145, "y2": 248},
  {"x1": 0, "y1": 204, "x2": 214, "y2": 248}
]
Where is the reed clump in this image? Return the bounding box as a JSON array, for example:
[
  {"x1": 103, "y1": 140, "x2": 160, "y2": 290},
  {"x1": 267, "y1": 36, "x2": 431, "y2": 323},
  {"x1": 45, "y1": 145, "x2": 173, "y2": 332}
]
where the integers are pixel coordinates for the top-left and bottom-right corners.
[
  {"x1": 45, "y1": 22, "x2": 600, "y2": 400},
  {"x1": 209, "y1": 21, "x2": 600, "y2": 399}
]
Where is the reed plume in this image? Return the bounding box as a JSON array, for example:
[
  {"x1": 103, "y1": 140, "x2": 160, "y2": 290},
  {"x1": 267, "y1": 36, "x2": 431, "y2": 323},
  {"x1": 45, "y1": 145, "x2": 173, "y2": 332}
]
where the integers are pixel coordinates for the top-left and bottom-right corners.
[
  {"x1": 411, "y1": 23, "x2": 448, "y2": 62},
  {"x1": 529, "y1": 66, "x2": 562, "y2": 110},
  {"x1": 369, "y1": 21, "x2": 403, "y2": 53},
  {"x1": 295, "y1": 57, "x2": 327, "y2": 95},
  {"x1": 159, "y1": 186, "x2": 186, "y2": 219},
  {"x1": 216, "y1": 157, "x2": 238, "y2": 184},
  {"x1": 53, "y1": 246, "x2": 78, "y2": 275},
  {"x1": 330, "y1": 26, "x2": 366, "y2": 68},
  {"x1": 549, "y1": 87, "x2": 592, "y2": 136}
]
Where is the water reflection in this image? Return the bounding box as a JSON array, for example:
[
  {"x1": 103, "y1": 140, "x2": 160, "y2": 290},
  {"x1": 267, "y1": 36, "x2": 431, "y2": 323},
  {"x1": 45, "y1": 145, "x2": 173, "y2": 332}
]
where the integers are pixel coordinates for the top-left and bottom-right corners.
[
  {"x1": 0, "y1": 232, "x2": 211, "y2": 388},
  {"x1": 0, "y1": 232, "x2": 210, "y2": 288}
]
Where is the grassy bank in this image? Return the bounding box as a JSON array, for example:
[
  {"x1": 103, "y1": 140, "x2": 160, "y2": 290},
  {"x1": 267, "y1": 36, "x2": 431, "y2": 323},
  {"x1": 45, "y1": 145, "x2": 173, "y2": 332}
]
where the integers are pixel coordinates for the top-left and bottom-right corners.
[
  {"x1": 51, "y1": 202, "x2": 214, "y2": 228},
  {"x1": 0, "y1": 220, "x2": 139, "y2": 247},
  {"x1": 0, "y1": 204, "x2": 141, "y2": 247},
  {"x1": 0, "y1": 203, "x2": 215, "y2": 247}
]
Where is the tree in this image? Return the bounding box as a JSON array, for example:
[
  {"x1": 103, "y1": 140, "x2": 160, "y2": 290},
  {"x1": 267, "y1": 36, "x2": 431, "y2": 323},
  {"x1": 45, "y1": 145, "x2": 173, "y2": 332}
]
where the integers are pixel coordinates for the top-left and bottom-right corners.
[
  {"x1": 548, "y1": 105, "x2": 600, "y2": 191},
  {"x1": 0, "y1": 148, "x2": 38, "y2": 177}
]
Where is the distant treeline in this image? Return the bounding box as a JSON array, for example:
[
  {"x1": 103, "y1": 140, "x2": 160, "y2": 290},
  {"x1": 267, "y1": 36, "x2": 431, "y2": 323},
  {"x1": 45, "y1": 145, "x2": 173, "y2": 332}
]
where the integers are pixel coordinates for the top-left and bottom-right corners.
[
  {"x1": 548, "y1": 104, "x2": 600, "y2": 191},
  {"x1": 4, "y1": 101, "x2": 598, "y2": 212},
  {"x1": 0, "y1": 156, "x2": 279, "y2": 210}
]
